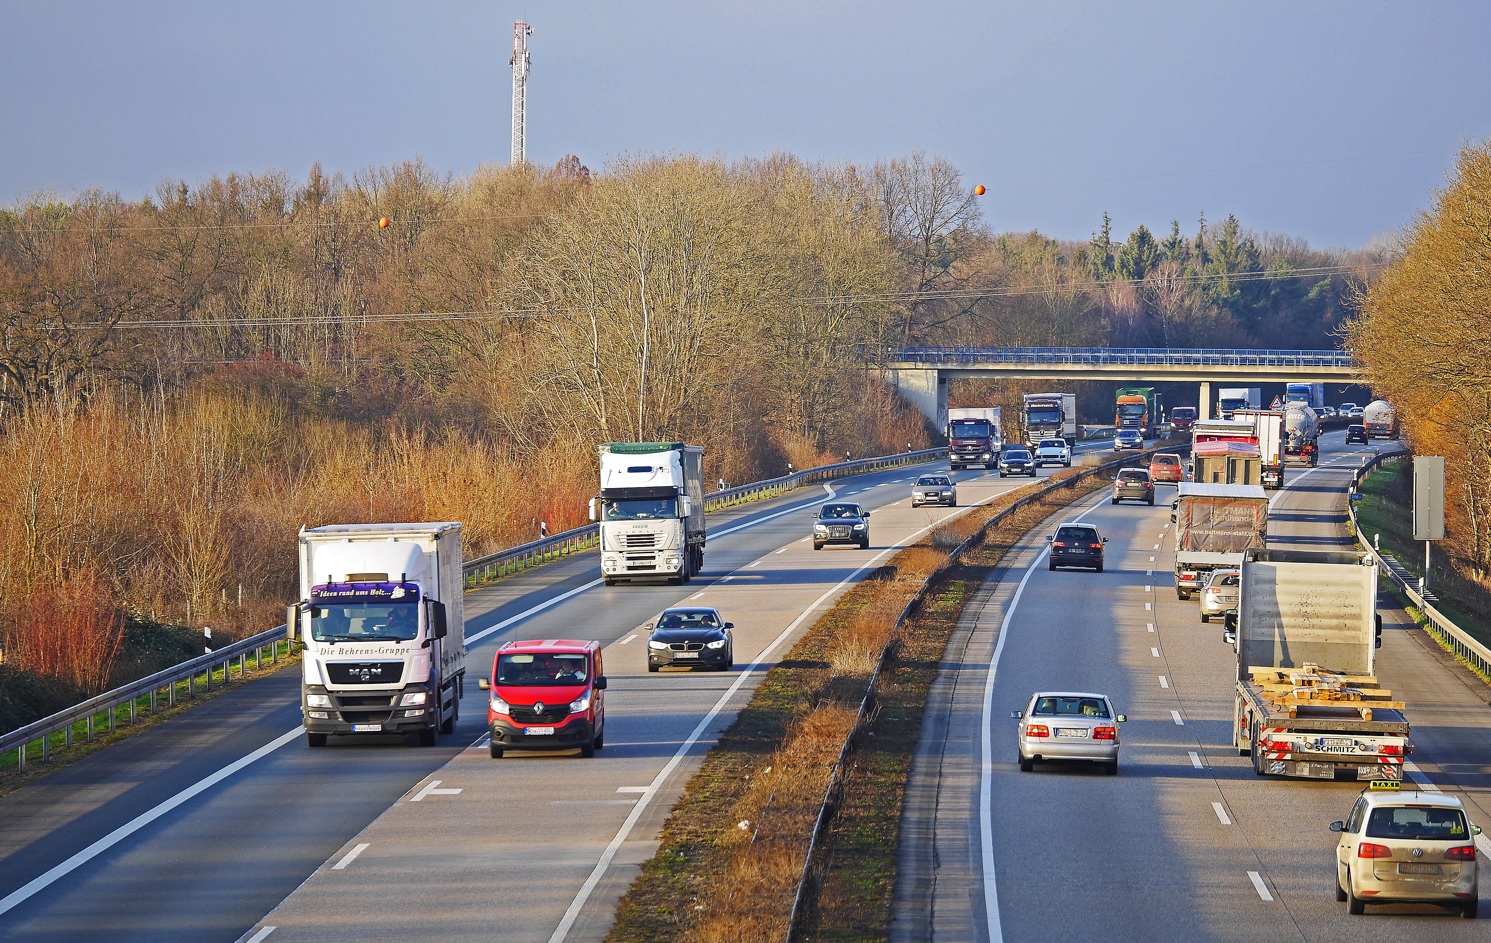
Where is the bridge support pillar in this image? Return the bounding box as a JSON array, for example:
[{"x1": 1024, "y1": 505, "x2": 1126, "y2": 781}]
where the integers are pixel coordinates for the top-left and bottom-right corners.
[
  {"x1": 886, "y1": 368, "x2": 946, "y2": 431},
  {"x1": 1198, "y1": 380, "x2": 1212, "y2": 421}
]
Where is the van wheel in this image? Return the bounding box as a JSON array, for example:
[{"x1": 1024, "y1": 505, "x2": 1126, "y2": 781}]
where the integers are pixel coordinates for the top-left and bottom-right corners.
[
  {"x1": 593, "y1": 729, "x2": 604, "y2": 750},
  {"x1": 580, "y1": 742, "x2": 595, "y2": 758},
  {"x1": 307, "y1": 732, "x2": 327, "y2": 748},
  {"x1": 1201, "y1": 614, "x2": 1210, "y2": 623},
  {"x1": 489, "y1": 741, "x2": 503, "y2": 759}
]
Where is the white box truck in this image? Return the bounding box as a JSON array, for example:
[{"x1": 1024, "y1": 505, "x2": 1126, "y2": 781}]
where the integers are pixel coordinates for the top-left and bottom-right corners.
[
  {"x1": 292, "y1": 522, "x2": 465, "y2": 748},
  {"x1": 1228, "y1": 548, "x2": 1408, "y2": 781},
  {"x1": 947, "y1": 407, "x2": 1002, "y2": 469},
  {"x1": 592, "y1": 442, "x2": 706, "y2": 585}
]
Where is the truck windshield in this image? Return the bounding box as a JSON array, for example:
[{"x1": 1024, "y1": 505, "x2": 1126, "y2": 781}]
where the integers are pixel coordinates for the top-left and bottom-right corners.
[
  {"x1": 1026, "y1": 406, "x2": 1062, "y2": 425},
  {"x1": 1117, "y1": 403, "x2": 1146, "y2": 419},
  {"x1": 602, "y1": 496, "x2": 678, "y2": 520},
  {"x1": 309, "y1": 600, "x2": 419, "y2": 642},
  {"x1": 949, "y1": 419, "x2": 991, "y2": 437}
]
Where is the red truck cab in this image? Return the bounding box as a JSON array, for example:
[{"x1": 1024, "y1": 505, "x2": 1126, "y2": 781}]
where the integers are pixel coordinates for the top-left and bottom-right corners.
[{"x1": 479, "y1": 639, "x2": 606, "y2": 758}]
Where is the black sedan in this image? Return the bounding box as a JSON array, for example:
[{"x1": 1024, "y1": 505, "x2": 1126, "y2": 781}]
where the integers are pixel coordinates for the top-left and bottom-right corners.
[
  {"x1": 813, "y1": 502, "x2": 871, "y2": 549},
  {"x1": 998, "y1": 447, "x2": 1038, "y2": 477},
  {"x1": 647, "y1": 607, "x2": 734, "y2": 671}
]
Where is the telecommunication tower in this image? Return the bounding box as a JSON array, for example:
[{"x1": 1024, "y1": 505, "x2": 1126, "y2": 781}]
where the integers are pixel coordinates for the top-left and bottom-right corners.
[{"x1": 510, "y1": 22, "x2": 533, "y2": 166}]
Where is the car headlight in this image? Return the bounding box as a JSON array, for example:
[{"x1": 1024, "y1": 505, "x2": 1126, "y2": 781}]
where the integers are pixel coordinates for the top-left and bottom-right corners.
[
  {"x1": 853, "y1": 523, "x2": 866, "y2": 531},
  {"x1": 814, "y1": 524, "x2": 828, "y2": 533},
  {"x1": 705, "y1": 638, "x2": 728, "y2": 649},
  {"x1": 399, "y1": 691, "x2": 428, "y2": 707},
  {"x1": 306, "y1": 694, "x2": 332, "y2": 709},
  {"x1": 648, "y1": 639, "x2": 670, "y2": 650},
  {"x1": 569, "y1": 693, "x2": 591, "y2": 713},
  {"x1": 490, "y1": 695, "x2": 510, "y2": 714}
]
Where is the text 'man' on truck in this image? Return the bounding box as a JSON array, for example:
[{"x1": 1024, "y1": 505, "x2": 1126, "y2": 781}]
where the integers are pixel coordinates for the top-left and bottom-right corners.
[
  {"x1": 947, "y1": 407, "x2": 1001, "y2": 470},
  {"x1": 591, "y1": 442, "x2": 706, "y2": 586},
  {"x1": 1021, "y1": 392, "x2": 1076, "y2": 445},
  {"x1": 292, "y1": 522, "x2": 465, "y2": 748},
  {"x1": 1229, "y1": 548, "x2": 1408, "y2": 781}
]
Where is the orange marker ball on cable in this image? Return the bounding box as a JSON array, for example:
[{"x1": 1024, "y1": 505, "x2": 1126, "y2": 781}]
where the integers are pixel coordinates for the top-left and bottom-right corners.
[
  {"x1": 974, "y1": 185, "x2": 986, "y2": 196},
  {"x1": 378, "y1": 217, "x2": 390, "y2": 228}
]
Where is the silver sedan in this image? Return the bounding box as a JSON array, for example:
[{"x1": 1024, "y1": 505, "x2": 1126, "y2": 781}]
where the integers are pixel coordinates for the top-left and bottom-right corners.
[{"x1": 1013, "y1": 691, "x2": 1127, "y2": 775}]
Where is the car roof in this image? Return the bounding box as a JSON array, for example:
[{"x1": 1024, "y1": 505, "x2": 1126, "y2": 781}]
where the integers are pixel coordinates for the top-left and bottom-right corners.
[
  {"x1": 500, "y1": 638, "x2": 597, "y2": 653},
  {"x1": 1348, "y1": 423, "x2": 1366, "y2": 429},
  {"x1": 1028, "y1": 690, "x2": 1112, "y2": 701},
  {"x1": 916, "y1": 475, "x2": 949, "y2": 482},
  {"x1": 1359, "y1": 789, "x2": 1466, "y2": 810},
  {"x1": 659, "y1": 606, "x2": 723, "y2": 618},
  {"x1": 1151, "y1": 453, "x2": 1180, "y2": 461},
  {"x1": 1039, "y1": 439, "x2": 1065, "y2": 445},
  {"x1": 1056, "y1": 521, "x2": 1099, "y2": 533}
]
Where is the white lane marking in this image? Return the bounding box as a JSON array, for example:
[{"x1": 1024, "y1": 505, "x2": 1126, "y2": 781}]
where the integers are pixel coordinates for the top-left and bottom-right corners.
[
  {"x1": 333, "y1": 843, "x2": 370, "y2": 870},
  {"x1": 0, "y1": 725, "x2": 305, "y2": 917},
  {"x1": 1150, "y1": 647, "x2": 1160, "y2": 657},
  {"x1": 719, "y1": 575, "x2": 735, "y2": 583},
  {"x1": 978, "y1": 498, "x2": 1105, "y2": 942},
  {"x1": 748, "y1": 560, "x2": 762, "y2": 568},
  {"x1": 1147, "y1": 623, "x2": 1155, "y2": 633},
  {"x1": 1171, "y1": 710, "x2": 1183, "y2": 725},
  {"x1": 780, "y1": 546, "x2": 791, "y2": 552},
  {"x1": 1152, "y1": 544, "x2": 1160, "y2": 550},
  {"x1": 1145, "y1": 602, "x2": 1153, "y2": 611},
  {"x1": 1149, "y1": 556, "x2": 1155, "y2": 562},
  {"x1": 619, "y1": 634, "x2": 637, "y2": 645},
  {"x1": 1159, "y1": 676, "x2": 1169, "y2": 689},
  {"x1": 1189, "y1": 751, "x2": 1203, "y2": 769},
  {"x1": 551, "y1": 799, "x2": 638, "y2": 805},
  {"x1": 1146, "y1": 570, "x2": 1153, "y2": 577},
  {"x1": 689, "y1": 591, "x2": 706, "y2": 599},
  {"x1": 1406, "y1": 760, "x2": 1491, "y2": 858},
  {"x1": 1145, "y1": 584, "x2": 1152, "y2": 592},
  {"x1": 1212, "y1": 802, "x2": 1232, "y2": 825},
  {"x1": 549, "y1": 506, "x2": 962, "y2": 943},
  {"x1": 1248, "y1": 871, "x2": 1274, "y2": 901},
  {"x1": 410, "y1": 780, "x2": 461, "y2": 802},
  {"x1": 616, "y1": 786, "x2": 649, "y2": 793},
  {"x1": 245, "y1": 928, "x2": 276, "y2": 943}
]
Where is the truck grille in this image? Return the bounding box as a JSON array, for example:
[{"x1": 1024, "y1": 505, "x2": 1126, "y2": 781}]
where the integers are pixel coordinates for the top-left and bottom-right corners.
[
  {"x1": 326, "y1": 661, "x2": 404, "y2": 685},
  {"x1": 623, "y1": 534, "x2": 657, "y2": 549},
  {"x1": 509, "y1": 703, "x2": 572, "y2": 724}
]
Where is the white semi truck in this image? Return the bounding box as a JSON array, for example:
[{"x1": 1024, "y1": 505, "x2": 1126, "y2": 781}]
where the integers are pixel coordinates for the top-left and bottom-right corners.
[
  {"x1": 1020, "y1": 392, "x2": 1077, "y2": 445},
  {"x1": 1228, "y1": 548, "x2": 1408, "y2": 781},
  {"x1": 1216, "y1": 387, "x2": 1261, "y2": 419},
  {"x1": 292, "y1": 522, "x2": 465, "y2": 748},
  {"x1": 592, "y1": 442, "x2": 706, "y2": 586}
]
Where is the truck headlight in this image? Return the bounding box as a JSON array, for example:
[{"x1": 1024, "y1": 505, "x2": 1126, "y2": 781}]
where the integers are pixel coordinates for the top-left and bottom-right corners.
[
  {"x1": 569, "y1": 693, "x2": 591, "y2": 713},
  {"x1": 306, "y1": 694, "x2": 332, "y2": 709},
  {"x1": 399, "y1": 691, "x2": 428, "y2": 707},
  {"x1": 490, "y1": 695, "x2": 510, "y2": 714}
]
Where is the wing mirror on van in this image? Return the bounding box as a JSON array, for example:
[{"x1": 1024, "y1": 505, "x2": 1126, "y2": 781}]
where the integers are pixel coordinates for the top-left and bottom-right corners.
[
  {"x1": 478, "y1": 677, "x2": 490, "y2": 690},
  {"x1": 594, "y1": 675, "x2": 608, "y2": 690}
]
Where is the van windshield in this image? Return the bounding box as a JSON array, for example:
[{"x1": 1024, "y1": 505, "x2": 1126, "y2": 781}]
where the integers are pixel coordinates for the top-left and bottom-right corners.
[{"x1": 496, "y1": 652, "x2": 589, "y2": 685}]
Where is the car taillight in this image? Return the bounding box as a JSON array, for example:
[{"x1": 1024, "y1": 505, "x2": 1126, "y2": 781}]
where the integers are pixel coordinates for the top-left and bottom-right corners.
[
  {"x1": 1025, "y1": 724, "x2": 1050, "y2": 738},
  {"x1": 1093, "y1": 726, "x2": 1116, "y2": 740},
  {"x1": 1052, "y1": 542, "x2": 1066, "y2": 549},
  {"x1": 1357, "y1": 842, "x2": 1392, "y2": 859},
  {"x1": 1090, "y1": 543, "x2": 1102, "y2": 549},
  {"x1": 1445, "y1": 845, "x2": 1477, "y2": 861}
]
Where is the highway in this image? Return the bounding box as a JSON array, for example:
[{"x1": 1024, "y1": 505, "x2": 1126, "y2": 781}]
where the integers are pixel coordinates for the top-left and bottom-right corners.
[
  {"x1": 893, "y1": 430, "x2": 1491, "y2": 942},
  {"x1": 0, "y1": 444, "x2": 1099, "y2": 943}
]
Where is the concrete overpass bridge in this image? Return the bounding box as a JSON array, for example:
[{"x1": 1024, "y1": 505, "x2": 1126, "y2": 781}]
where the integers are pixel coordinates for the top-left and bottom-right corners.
[{"x1": 882, "y1": 346, "x2": 1360, "y2": 427}]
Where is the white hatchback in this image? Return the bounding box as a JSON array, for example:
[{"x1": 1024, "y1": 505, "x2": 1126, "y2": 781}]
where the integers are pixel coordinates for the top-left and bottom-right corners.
[{"x1": 1330, "y1": 783, "x2": 1480, "y2": 917}]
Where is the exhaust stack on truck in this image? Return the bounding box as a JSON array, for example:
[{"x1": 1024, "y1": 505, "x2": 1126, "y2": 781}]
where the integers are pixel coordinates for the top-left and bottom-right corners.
[{"x1": 291, "y1": 522, "x2": 465, "y2": 748}]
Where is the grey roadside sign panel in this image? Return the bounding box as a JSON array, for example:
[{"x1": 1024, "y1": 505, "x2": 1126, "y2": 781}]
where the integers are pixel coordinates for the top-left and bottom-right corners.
[{"x1": 1413, "y1": 455, "x2": 1445, "y2": 541}]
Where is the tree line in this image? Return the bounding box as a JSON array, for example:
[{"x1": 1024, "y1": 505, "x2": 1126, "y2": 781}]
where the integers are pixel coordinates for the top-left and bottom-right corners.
[{"x1": 0, "y1": 149, "x2": 1372, "y2": 710}]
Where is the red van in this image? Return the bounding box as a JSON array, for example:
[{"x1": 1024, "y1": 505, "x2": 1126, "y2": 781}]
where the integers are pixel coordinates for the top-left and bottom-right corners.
[{"x1": 478, "y1": 639, "x2": 606, "y2": 758}]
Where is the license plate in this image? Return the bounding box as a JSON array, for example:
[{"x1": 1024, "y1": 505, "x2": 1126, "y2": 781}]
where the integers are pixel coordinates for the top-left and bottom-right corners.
[
  {"x1": 1398, "y1": 863, "x2": 1442, "y2": 875},
  {"x1": 352, "y1": 724, "x2": 382, "y2": 732},
  {"x1": 673, "y1": 651, "x2": 699, "y2": 659},
  {"x1": 1318, "y1": 738, "x2": 1357, "y2": 753},
  {"x1": 526, "y1": 726, "x2": 555, "y2": 736},
  {"x1": 1056, "y1": 728, "x2": 1088, "y2": 738}
]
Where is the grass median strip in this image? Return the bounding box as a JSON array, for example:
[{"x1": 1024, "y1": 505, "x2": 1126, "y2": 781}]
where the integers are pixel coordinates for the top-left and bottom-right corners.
[{"x1": 606, "y1": 470, "x2": 1110, "y2": 943}]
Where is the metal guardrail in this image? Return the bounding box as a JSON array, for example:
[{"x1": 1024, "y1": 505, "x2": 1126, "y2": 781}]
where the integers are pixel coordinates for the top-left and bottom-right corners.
[
  {"x1": 461, "y1": 448, "x2": 946, "y2": 584},
  {"x1": 884, "y1": 345, "x2": 1356, "y2": 369},
  {"x1": 1, "y1": 625, "x2": 289, "y2": 773},
  {"x1": 1347, "y1": 451, "x2": 1491, "y2": 682},
  {"x1": 786, "y1": 444, "x2": 1162, "y2": 938}
]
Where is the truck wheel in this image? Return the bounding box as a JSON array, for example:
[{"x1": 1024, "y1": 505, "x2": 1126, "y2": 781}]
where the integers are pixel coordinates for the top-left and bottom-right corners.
[
  {"x1": 418, "y1": 727, "x2": 438, "y2": 747},
  {"x1": 1177, "y1": 590, "x2": 1190, "y2": 600},
  {"x1": 489, "y1": 741, "x2": 503, "y2": 759},
  {"x1": 307, "y1": 732, "x2": 327, "y2": 748},
  {"x1": 603, "y1": 577, "x2": 616, "y2": 587},
  {"x1": 594, "y1": 728, "x2": 604, "y2": 750}
]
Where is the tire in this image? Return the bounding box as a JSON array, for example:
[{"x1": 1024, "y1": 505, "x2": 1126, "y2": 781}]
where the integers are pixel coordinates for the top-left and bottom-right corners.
[
  {"x1": 306, "y1": 732, "x2": 327, "y2": 748},
  {"x1": 999, "y1": 472, "x2": 1006, "y2": 478},
  {"x1": 1065, "y1": 460, "x2": 1071, "y2": 467},
  {"x1": 440, "y1": 695, "x2": 457, "y2": 734},
  {"x1": 1347, "y1": 873, "x2": 1366, "y2": 915},
  {"x1": 1095, "y1": 562, "x2": 1104, "y2": 573},
  {"x1": 813, "y1": 542, "x2": 824, "y2": 551},
  {"x1": 1201, "y1": 613, "x2": 1210, "y2": 624},
  {"x1": 489, "y1": 740, "x2": 503, "y2": 759},
  {"x1": 1148, "y1": 496, "x2": 1154, "y2": 505},
  {"x1": 1105, "y1": 759, "x2": 1118, "y2": 776},
  {"x1": 1049, "y1": 560, "x2": 1057, "y2": 571},
  {"x1": 580, "y1": 741, "x2": 595, "y2": 758},
  {"x1": 859, "y1": 538, "x2": 870, "y2": 550},
  {"x1": 1029, "y1": 469, "x2": 1037, "y2": 477},
  {"x1": 1018, "y1": 752, "x2": 1033, "y2": 773},
  {"x1": 1111, "y1": 497, "x2": 1118, "y2": 505},
  {"x1": 648, "y1": 663, "x2": 659, "y2": 672},
  {"x1": 1463, "y1": 897, "x2": 1478, "y2": 918},
  {"x1": 418, "y1": 727, "x2": 437, "y2": 747},
  {"x1": 1251, "y1": 735, "x2": 1266, "y2": 776},
  {"x1": 1335, "y1": 874, "x2": 1348, "y2": 902},
  {"x1": 1178, "y1": 590, "x2": 1190, "y2": 600},
  {"x1": 594, "y1": 728, "x2": 604, "y2": 750}
]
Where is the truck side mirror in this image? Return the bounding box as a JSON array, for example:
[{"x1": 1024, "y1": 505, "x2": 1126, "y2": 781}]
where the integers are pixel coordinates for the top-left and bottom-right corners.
[
  {"x1": 588, "y1": 497, "x2": 598, "y2": 522},
  {"x1": 286, "y1": 604, "x2": 298, "y2": 642},
  {"x1": 429, "y1": 601, "x2": 448, "y2": 640},
  {"x1": 681, "y1": 497, "x2": 692, "y2": 516},
  {"x1": 1375, "y1": 612, "x2": 1382, "y2": 649}
]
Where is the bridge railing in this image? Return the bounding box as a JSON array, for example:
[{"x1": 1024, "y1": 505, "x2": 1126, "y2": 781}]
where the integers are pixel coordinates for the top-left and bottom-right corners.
[{"x1": 882, "y1": 346, "x2": 1356, "y2": 368}]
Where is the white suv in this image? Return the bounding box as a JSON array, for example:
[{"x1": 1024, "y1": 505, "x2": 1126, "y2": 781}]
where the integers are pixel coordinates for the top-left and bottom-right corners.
[
  {"x1": 1034, "y1": 438, "x2": 1072, "y2": 467},
  {"x1": 1330, "y1": 783, "x2": 1480, "y2": 917}
]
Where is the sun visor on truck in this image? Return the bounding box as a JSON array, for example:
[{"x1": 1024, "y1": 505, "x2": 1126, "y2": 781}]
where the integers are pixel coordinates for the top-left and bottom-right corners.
[{"x1": 599, "y1": 486, "x2": 679, "y2": 499}]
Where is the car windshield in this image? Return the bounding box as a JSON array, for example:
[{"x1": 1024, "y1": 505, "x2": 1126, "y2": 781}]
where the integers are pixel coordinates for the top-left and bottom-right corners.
[
  {"x1": 1032, "y1": 696, "x2": 1110, "y2": 718},
  {"x1": 496, "y1": 652, "x2": 589, "y2": 685},
  {"x1": 820, "y1": 504, "x2": 861, "y2": 519},
  {"x1": 657, "y1": 610, "x2": 720, "y2": 630},
  {"x1": 917, "y1": 477, "x2": 950, "y2": 486},
  {"x1": 1365, "y1": 805, "x2": 1470, "y2": 841},
  {"x1": 1004, "y1": 450, "x2": 1031, "y2": 460},
  {"x1": 1039, "y1": 440, "x2": 1065, "y2": 449}
]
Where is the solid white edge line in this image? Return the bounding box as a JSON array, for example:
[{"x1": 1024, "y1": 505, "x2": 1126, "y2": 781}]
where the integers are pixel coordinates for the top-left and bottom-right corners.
[
  {"x1": 1212, "y1": 803, "x2": 1232, "y2": 826},
  {"x1": 0, "y1": 725, "x2": 306, "y2": 917},
  {"x1": 244, "y1": 927, "x2": 276, "y2": 943},
  {"x1": 979, "y1": 497, "x2": 1104, "y2": 943},
  {"x1": 332, "y1": 843, "x2": 370, "y2": 870},
  {"x1": 1247, "y1": 871, "x2": 1274, "y2": 901}
]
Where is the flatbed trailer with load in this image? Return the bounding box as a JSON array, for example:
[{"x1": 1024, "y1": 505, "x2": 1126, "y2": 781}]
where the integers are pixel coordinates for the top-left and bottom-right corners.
[{"x1": 1229, "y1": 548, "x2": 1408, "y2": 781}]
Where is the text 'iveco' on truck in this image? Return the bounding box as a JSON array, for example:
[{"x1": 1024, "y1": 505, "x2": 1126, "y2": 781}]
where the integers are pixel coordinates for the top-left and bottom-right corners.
[
  {"x1": 591, "y1": 442, "x2": 706, "y2": 586},
  {"x1": 291, "y1": 522, "x2": 465, "y2": 748},
  {"x1": 1227, "y1": 548, "x2": 1408, "y2": 781},
  {"x1": 1021, "y1": 392, "x2": 1077, "y2": 445},
  {"x1": 947, "y1": 407, "x2": 1001, "y2": 470}
]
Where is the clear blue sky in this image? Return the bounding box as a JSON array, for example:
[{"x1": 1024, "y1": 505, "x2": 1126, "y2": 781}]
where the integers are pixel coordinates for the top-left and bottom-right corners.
[{"x1": 3, "y1": 1, "x2": 1488, "y2": 250}]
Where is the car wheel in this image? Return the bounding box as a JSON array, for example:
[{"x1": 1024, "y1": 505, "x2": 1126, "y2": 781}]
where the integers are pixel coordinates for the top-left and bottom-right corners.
[
  {"x1": 1095, "y1": 562, "x2": 1104, "y2": 573},
  {"x1": 306, "y1": 732, "x2": 327, "y2": 748},
  {"x1": 1462, "y1": 897, "x2": 1478, "y2": 919},
  {"x1": 489, "y1": 741, "x2": 503, "y2": 759},
  {"x1": 1029, "y1": 469, "x2": 1037, "y2": 477},
  {"x1": 1148, "y1": 496, "x2": 1154, "y2": 505},
  {"x1": 999, "y1": 471, "x2": 1006, "y2": 478},
  {"x1": 1335, "y1": 873, "x2": 1348, "y2": 902},
  {"x1": 1201, "y1": 613, "x2": 1210, "y2": 623},
  {"x1": 813, "y1": 542, "x2": 824, "y2": 551},
  {"x1": 1105, "y1": 759, "x2": 1118, "y2": 776},
  {"x1": 1065, "y1": 460, "x2": 1071, "y2": 467},
  {"x1": 859, "y1": 538, "x2": 869, "y2": 549},
  {"x1": 1347, "y1": 872, "x2": 1366, "y2": 915},
  {"x1": 1111, "y1": 497, "x2": 1118, "y2": 505},
  {"x1": 1048, "y1": 560, "x2": 1056, "y2": 571},
  {"x1": 418, "y1": 727, "x2": 438, "y2": 747},
  {"x1": 1018, "y1": 751, "x2": 1033, "y2": 773}
]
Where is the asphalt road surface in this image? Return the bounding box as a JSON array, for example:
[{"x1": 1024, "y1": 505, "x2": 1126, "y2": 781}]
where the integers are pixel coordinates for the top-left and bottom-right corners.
[
  {"x1": 0, "y1": 442, "x2": 1109, "y2": 943},
  {"x1": 892, "y1": 430, "x2": 1491, "y2": 943}
]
